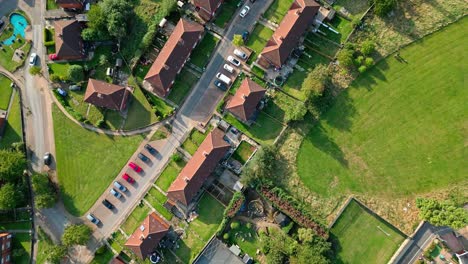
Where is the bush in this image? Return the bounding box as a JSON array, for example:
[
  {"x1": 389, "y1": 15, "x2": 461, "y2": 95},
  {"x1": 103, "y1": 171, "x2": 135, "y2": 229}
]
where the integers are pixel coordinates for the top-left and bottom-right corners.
[
  {"x1": 171, "y1": 153, "x2": 182, "y2": 162},
  {"x1": 216, "y1": 217, "x2": 229, "y2": 236},
  {"x1": 364, "y1": 57, "x2": 374, "y2": 67},
  {"x1": 246, "y1": 223, "x2": 252, "y2": 229},
  {"x1": 230, "y1": 221, "x2": 240, "y2": 230},
  {"x1": 358, "y1": 65, "x2": 367, "y2": 73},
  {"x1": 62, "y1": 224, "x2": 92, "y2": 246},
  {"x1": 32, "y1": 173, "x2": 57, "y2": 209},
  {"x1": 95, "y1": 119, "x2": 106, "y2": 128},
  {"x1": 355, "y1": 55, "x2": 365, "y2": 65},
  {"x1": 372, "y1": 0, "x2": 398, "y2": 17},
  {"x1": 67, "y1": 65, "x2": 84, "y2": 82},
  {"x1": 223, "y1": 233, "x2": 230, "y2": 240},
  {"x1": 50, "y1": 74, "x2": 61, "y2": 83},
  {"x1": 337, "y1": 48, "x2": 354, "y2": 68},
  {"x1": 224, "y1": 192, "x2": 245, "y2": 218},
  {"x1": 361, "y1": 40, "x2": 376, "y2": 56},
  {"x1": 95, "y1": 245, "x2": 107, "y2": 254}
]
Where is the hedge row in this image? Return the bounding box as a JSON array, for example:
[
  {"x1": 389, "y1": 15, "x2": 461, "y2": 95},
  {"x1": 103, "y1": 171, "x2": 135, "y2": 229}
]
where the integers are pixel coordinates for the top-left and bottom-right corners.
[{"x1": 216, "y1": 191, "x2": 245, "y2": 236}]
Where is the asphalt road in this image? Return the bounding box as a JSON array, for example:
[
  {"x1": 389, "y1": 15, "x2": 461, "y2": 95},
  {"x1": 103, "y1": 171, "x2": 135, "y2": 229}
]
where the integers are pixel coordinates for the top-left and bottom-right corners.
[{"x1": 0, "y1": 0, "x2": 18, "y2": 17}]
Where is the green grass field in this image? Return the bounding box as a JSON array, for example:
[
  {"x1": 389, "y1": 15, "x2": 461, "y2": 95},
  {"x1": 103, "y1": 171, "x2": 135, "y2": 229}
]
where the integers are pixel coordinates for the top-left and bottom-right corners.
[
  {"x1": 0, "y1": 91, "x2": 22, "y2": 149},
  {"x1": 331, "y1": 200, "x2": 405, "y2": 263},
  {"x1": 12, "y1": 233, "x2": 32, "y2": 264},
  {"x1": 190, "y1": 34, "x2": 219, "y2": 68},
  {"x1": 231, "y1": 141, "x2": 255, "y2": 164},
  {"x1": 121, "y1": 204, "x2": 151, "y2": 235},
  {"x1": 167, "y1": 69, "x2": 198, "y2": 105},
  {"x1": 0, "y1": 75, "x2": 13, "y2": 110},
  {"x1": 181, "y1": 129, "x2": 208, "y2": 155},
  {"x1": 297, "y1": 18, "x2": 467, "y2": 198},
  {"x1": 155, "y1": 158, "x2": 186, "y2": 191},
  {"x1": 245, "y1": 24, "x2": 274, "y2": 64},
  {"x1": 225, "y1": 112, "x2": 283, "y2": 145},
  {"x1": 36, "y1": 228, "x2": 54, "y2": 264},
  {"x1": 263, "y1": 0, "x2": 294, "y2": 24},
  {"x1": 213, "y1": 0, "x2": 239, "y2": 28},
  {"x1": 53, "y1": 105, "x2": 146, "y2": 216}
]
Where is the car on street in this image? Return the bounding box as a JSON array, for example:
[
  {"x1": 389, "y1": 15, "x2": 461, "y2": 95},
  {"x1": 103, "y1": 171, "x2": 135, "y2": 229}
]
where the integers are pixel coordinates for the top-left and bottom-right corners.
[
  {"x1": 216, "y1": 73, "x2": 232, "y2": 85},
  {"x1": 44, "y1": 152, "x2": 52, "y2": 166},
  {"x1": 113, "y1": 181, "x2": 127, "y2": 192},
  {"x1": 223, "y1": 64, "x2": 234, "y2": 73},
  {"x1": 29, "y1": 53, "x2": 38, "y2": 66},
  {"x1": 110, "y1": 188, "x2": 122, "y2": 198},
  {"x1": 87, "y1": 214, "x2": 100, "y2": 225},
  {"x1": 234, "y1": 49, "x2": 248, "y2": 60},
  {"x1": 138, "y1": 153, "x2": 150, "y2": 163},
  {"x1": 102, "y1": 199, "x2": 114, "y2": 210},
  {"x1": 227, "y1": 56, "x2": 241, "y2": 67},
  {"x1": 214, "y1": 80, "x2": 228, "y2": 91},
  {"x1": 242, "y1": 31, "x2": 249, "y2": 42},
  {"x1": 239, "y1": 5, "x2": 250, "y2": 18},
  {"x1": 144, "y1": 144, "x2": 158, "y2": 155},
  {"x1": 128, "y1": 162, "x2": 142, "y2": 172},
  {"x1": 122, "y1": 173, "x2": 135, "y2": 184}
]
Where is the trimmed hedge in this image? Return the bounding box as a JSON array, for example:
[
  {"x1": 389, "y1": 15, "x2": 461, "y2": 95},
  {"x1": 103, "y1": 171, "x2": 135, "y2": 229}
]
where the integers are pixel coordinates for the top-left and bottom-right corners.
[{"x1": 216, "y1": 191, "x2": 245, "y2": 236}]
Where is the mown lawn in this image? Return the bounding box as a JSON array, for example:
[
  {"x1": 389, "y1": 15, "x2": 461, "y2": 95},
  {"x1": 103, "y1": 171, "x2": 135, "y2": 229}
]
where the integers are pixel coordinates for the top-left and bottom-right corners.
[
  {"x1": 12, "y1": 233, "x2": 32, "y2": 264},
  {"x1": 231, "y1": 141, "x2": 255, "y2": 164},
  {"x1": 0, "y1": 91, "x2": 22, "y2": 149},
  {"x1": 145, "y1": 187, "x2": 173, "y2": 221},
  {"x1": 0, "y1": 220, "x2": 31, "y2": 231},
  {"x1": 0, "y1": 75, "x2": 12, "y2": 110},
  {"x1": 213, "y1": 0, "x2": 239, "y2": 28},
  {"x1": 245, "y1": 24, "x2": 274, "y2": 64},
  {"x1": 190, "y1": 34, "x2": 219, "y2": 68},
  {"x1": 225, "y1": 112, "x2": 283, "y2": 146},
  {"x1": 167, "y1": 69, "x2": 198, "y2": 105},
  {"x1": 297, "y1": 18, "x2": 467, "y2": 198},
  {"x1": 36, "y1": 228, "x2": 54, "y2": 264},
  {"x1": 123, "y1": 81, "x2": 159, "y2": 130},
  {"x1": 181, "y1": 129, "x2": 208, "y2": 155},
  {"x1": 331, "y1": 200, "x2": 405, "y2": 263},
  {"x1": 262, "y1": 0, "x2": 294, "y2": 24},
  {"x1": 46, "y1": 0, "x2": 59, "y2": 10},
  {"x1": 121, "y1": 204, "x2": 151, "y2": 235},
  {"x1": 227, "y1": 222, "x2": 259, "y2": 259},
  {"x1": 175, "y1": 193, "x2": 224, "y2": 263},
  {"x1": 90, "y1": 245, "x2": 114, "y2": 264},
  {"x1": 108, "y1": 230, "x2": 126, "y2": 253},
  {"x1": 155, "y1": 159, "x2": 187, "y2": 191},
  {"x1": 53, "y1": 105, "x2": 146, "y2": 216}
]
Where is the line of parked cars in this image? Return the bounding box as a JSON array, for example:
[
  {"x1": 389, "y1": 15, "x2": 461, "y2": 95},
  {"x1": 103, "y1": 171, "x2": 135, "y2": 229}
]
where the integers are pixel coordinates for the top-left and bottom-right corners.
[
  {"x1": 214, "y1": 49, "x2": 248, "y2": 91},
  {"x1": 86, "y1": 144, "x2": 158, "y2": 226}
]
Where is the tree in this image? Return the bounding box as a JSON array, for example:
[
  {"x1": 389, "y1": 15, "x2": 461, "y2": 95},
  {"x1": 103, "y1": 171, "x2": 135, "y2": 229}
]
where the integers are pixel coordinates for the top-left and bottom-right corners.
[
  {"x1": 298, "y1": 228, "x2": 314, "y2": 243},
  {"x1": 241, "y1": 145, "x2": 277, "y2": 185},
  {"x1": 285, "y1": 102, "x2": 307, "y2": 123},
  {"x1": 46, "y1": 245, "x2": 67, "y2": 264},
  {"x1": 171, "y1": 153, "x2": 182, "y2": 162},
  {"x1": 230, "y1": 221, "x2": 240, "y2": 229},
  {"x1": 0, "y1": 149, "x2": 26, "y2": 182},
  {"x1": 371, "y1": 0, "x2": 398, "y2": 17},
  {"x1": 67, "y1": 65, "x2": 84, "y2": 83},
  {"x1": 0, "y1": 183, "x2": 23, "y2": 209},
  {"x1": 358, "y1": 65, "x2": 367, "y2": 73},
  {"x1": 100, "y1": 0, "x2": 133, "y2": 40},
  {"x1": 99, "y1": 54, "x2": 108, "y2": 66},
  {"x1": 301, "y1": 64, "x2": 329, "y2": 98},
  {"x1": 49, "y1": 74, "x2": 62, "y2": 83},
  {"x1": 361, "y1": 40, "x2": 376, "y2": 56},
  {"x1": 232, "y1": 34, "x2": 244, "y2": 46},
  {"x1": 29, "y1": 66, "x2": 42, "y2": 75},
  {"x1": 416, "y1": 198, "x2": 468, "y2": 230},
  {"x1": 337, "y1": 48, "x2": 354, "y2": 68},
  {"x1": 32, "y1": 173, "x2": 57, "y2": 209},
  {"x1": 364, "y1": 57, "x2": 374, "y2": 67},
  {"x1": 62, "y1": 224, "x2": 92, "y2": 246}
]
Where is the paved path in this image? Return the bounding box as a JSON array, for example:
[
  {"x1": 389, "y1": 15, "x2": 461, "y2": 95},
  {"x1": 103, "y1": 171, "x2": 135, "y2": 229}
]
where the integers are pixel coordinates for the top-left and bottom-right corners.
[{"x1": 0, "y1": 229, "x2": 31, "y2": 233}]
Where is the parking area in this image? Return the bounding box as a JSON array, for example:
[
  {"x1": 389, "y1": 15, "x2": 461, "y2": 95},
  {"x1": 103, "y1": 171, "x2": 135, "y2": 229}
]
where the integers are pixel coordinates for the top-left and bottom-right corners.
[{"x1": 211, "y1": 46, "x2": 252, "y2": 93}]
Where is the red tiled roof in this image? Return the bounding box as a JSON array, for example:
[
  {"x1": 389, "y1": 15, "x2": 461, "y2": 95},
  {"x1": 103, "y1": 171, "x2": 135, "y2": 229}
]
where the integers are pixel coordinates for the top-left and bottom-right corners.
[
  {"x1": 193, "y1": 0, "x2": 222, "y2": 21},
  {"x1": 167, "y1": 128, "x2": 230, "y2": 206},
  {"x1": 54, "y1": 20, "x2": 85, "y2": 60},
  {"x1": 260, "y1": 0, "x2": 320, "y2": 68},
  {"x1": 125, "y1": 213, "x2": 170, "y2": 260},
  {"x1": 144, "y1": 19, "x2": 204, "y2": 97},
  {"x1": 225, "y1": 78, "x2": 266, "y2": 121},
  {"x1": 55, "y1": 0, "x2": 83, "y2": 8},
  {"x1": 84, "y1": 79, "x2": 131, "y2": 111}
]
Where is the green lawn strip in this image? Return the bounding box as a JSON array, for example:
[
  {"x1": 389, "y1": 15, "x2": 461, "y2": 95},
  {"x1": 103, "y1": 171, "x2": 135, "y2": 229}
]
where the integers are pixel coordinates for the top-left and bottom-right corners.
[
  {"x1": 155, "y1": 159, "x2": 187, "y2": 192},
  {"x1": 0, "y1": 75, "x2": 13, "y2": 110},
  {"x1": 331, "y1": 200, "x2": 405, "y2": 263},
  {"x1": 123, "y1": 84, "x2": 158, "y2": 130},
  {"x1": 52, "y1": 105, "x2": 147, "y2": 216},
  {"x1": 134, "y1": 64, "x2": 151, "y2": 84},
  {"x1": 175, "y1": 194, "x2": 224, "y2": 263},
  {"x1": 0, "y1": 221, "x2": 31, "y2": 231},
  {"x1": 213, "y1": 0, "x2": 239, "y2": 28},
  {"x1": 36, "y1": 228, "x2": 54, "y2": 264},
  {"x1": 90, "y1": 245, "x2": 115, "y2": 264},
  {"x1": 231, "y1": 141, "x2": 254, "y2": 164},
  {"x1": 224, "y1": 112, "x2": 283, "y2": 145},
  {"x1": 167, "y1": 69, "x2": 198, "y2": 105},
  {"x1": 326, "y1": 15, "x2": 353, "y2": 43},
  {"x1": 190, "y1": 34, "x2": 219, "y2": 68},
  {"x1": 108, "y1": 231, "x2": 126, "y2": 253},
  {"x1": 304, "y1": 33, "x2": 340, "y2": 57},
  {"x1": 121, "y1": 204, "x2": 152, "y2": 235},
  {"x1": 332, "y1": 0, "x2": 369, "y2": 18},
  {"x1": 0, "y1": 92, "x2": 22, "y2": 149},
  {"x1": 12, "y1": 232, "x2": 32, "y2": 264},
  {"x1": 46, "y1": 0, "x2": 59, "y2": 10},
  {"x1": 297, "y1": 18, "x2": 467, "y2": 198},
  {"x1": 105, "y1": 110, "x2": 123, "y2": 130},
  {"x1": 245, "y1": 24, "x2": 274, "y2": 64},
  {"x1": 144, "y1": 91, "x2": 174, "y2": 119},
  {"x1": 181, "y1": 129, "x2": 208, "y2": 155},
  {"x1": 145, "y1": 188, "x2": 173, "y2": 220},
  {"x1": 227, "y1": 223, "x2": 259, "y2": 258},
  {"x1": 263, "y1": 0, "x2": 294, "y2": 23}
]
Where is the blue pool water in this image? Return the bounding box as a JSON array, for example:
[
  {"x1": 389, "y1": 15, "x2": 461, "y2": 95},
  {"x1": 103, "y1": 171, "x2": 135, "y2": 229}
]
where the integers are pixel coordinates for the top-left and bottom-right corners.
[{"x1": 2, "y1": 13, "x2": 28, "y2": 46}]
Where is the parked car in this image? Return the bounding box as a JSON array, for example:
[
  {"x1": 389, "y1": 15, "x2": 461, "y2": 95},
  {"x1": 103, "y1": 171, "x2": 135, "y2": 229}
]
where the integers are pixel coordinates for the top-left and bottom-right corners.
[
  {"x1": 239, "y1": 5, "x2": 250, "y2": 18},
  {"x1": 242, "y1": 31, "x2": 249, "y2": 42},
  {"x1": 144, "y1": 144, "x2": 157, "y2": 155},
  {"x1": 0, "y1": 20, "x2": 4, "y2": 30},
  {"x1": 250, "y1": 0, "x2": 256, "y2": 3},
  {"x1": 29, "y1": 53, "x2": 38, "y2": 66},
  {"x1": 43, "y1": 152, "x2": 52, "y2": 166},
  {"x1": 87, "y1": 214, "x2": 100, "y2": 225},
  {"x1": 122, "y1": 173, "x2": 135, "y2": 184},
  {"x1": 138, "y1": 153, "x2": 149, "y2": 163},
  {"x1": 128, "y1": 162, "x2": 142, "y2": 172},
  {"x1": 102, "y1": 199, "x2": 114, "y2": 210},
  {"x1": 110, "y1": 188, "x2": 122, "y2": 198},
  {"x1": 227, "y1": 56, "x2": 241, "y2": 67},
  {"x1": 216, "y1": 73, "x2": 232, "y2": 85},
  {"x1": 69, "y1": 84, "x2": 81, "y2": 91},
  {"x1": 113, "y1": 181, "x2": 127, "y2": 192},
  {"x1": 214, "y1": 80, "x2": 228, "y2": 91},
  {"x1": 48, "y1": 54, "x2": 58, "y2": 60},
  {"x1": 234, "y1": 49, "x2": 248, "y2": 60},
  {"x1": 57, "y1": 88, "x2": 67, "y2": 97},
  {"x1": 223, "y1": 64, "x2": 234, "y2": 73}
]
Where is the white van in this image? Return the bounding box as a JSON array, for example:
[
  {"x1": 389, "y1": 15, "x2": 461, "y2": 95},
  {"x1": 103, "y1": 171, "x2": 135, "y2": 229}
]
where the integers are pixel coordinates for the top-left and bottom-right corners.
[
  {"x1": 223, "y1": 64, "x2": 234, "y2": 73},
  {"x1": 216, "y1": 73, "x2": 231, "y2": 85},
  {"x1": 234, "y1": 49, "x2": 247, "y2": 60}
]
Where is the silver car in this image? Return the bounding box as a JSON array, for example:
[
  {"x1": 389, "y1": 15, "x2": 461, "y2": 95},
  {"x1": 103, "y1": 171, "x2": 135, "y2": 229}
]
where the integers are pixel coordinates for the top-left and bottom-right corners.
[
  {"x1": 86, "y1": 214, "x2": 100, "y2": 225},
  {"x1": 113, "y1": 181, "x2": 127, "y2": 192},
  {"x1": 110, "y1": 188, "x2": 122, "y2": 198}
]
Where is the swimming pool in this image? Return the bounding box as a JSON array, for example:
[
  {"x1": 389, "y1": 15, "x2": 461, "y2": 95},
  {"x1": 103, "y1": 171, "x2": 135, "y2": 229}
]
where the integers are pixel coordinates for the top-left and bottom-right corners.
[{"x1": 2, "y1": 13, "x2": 28, "y2": 46}]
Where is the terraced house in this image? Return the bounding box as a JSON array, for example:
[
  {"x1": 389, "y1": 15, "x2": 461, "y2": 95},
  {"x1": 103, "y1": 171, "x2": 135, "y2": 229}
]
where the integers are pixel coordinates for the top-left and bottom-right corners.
[
  {"x1": 0, "y1": 233, "x2": 12, "y2": 264},
  {"x1": 193, "y1": 0, "x2": 223, "y2": 21},
  {"x1": 143, "y1": 19, "x2": 204, "y2": 97},
  {"x1": 258, "y1": 0, "x2": 320, "y2": 69},
  {"x1": 225, "y1": 78, "x2": 266, "y2": 124}
]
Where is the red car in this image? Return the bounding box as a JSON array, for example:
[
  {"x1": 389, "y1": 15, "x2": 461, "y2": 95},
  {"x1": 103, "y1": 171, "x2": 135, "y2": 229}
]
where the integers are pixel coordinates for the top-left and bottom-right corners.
[
  {"x1": 48, "y1": 54, "x2": 58, "y2": 60},
  {"x1": 128, "y1": 162, "x2": 142, "y2": 172},
  {"x1": 122, "y1": 173, "x2": 135, "y2": 183}
]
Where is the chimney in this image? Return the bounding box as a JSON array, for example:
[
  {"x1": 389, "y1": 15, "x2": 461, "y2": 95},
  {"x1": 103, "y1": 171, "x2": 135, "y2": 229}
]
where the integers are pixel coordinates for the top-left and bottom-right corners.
[
  {"x1": 178, "y1": 39, "x2": 185, "y2": 46},
  {"x1": 140, "y1": 235, "x2": 145, "y2": 240},
  {"x1": 296, "y1": 10, "x2": 302, "y2": 16},
  {"x1": 97, "y1": 93, "x2": 103, "y2": 98},
  {"x1": 203, "y1": 151, "x2": 209, "y2": 157},
  {"x1": 59, "y1": 34, "x2": 63, "y2": 38},
  {"x1": 184, "y1": 177, "x2": 190, "y2": 183},
  {"x1": 163, "y1": 64, "x2": 170, "y2": 70},
  {"x1": 242, "y1": 94, "x2": 247, "y2": 99}
]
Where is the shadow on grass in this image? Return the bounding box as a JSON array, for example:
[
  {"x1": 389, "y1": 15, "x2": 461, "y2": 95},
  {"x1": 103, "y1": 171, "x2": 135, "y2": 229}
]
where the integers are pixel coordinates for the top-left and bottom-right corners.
[
  {"x1": 60, "y1": 190, "x2": 82, "y2": 217},
  {"x1": 329, "y1": 232, "x2": 345, "y2": 264},
  {"x1": 175, "y1": 239, "x2": 192, "y2": 263},
  {"x1": 307, "y1": 123, "x2": 348, "y2": 167}
]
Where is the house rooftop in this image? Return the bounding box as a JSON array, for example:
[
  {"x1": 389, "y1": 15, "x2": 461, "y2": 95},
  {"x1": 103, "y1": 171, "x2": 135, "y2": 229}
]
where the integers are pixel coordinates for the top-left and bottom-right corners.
[
  {"x1": 54, "y1": 19, "x2": 85, "y2": 60},
  {"x1": 225, "y1": 78, "x2": 266, "y2": 122},
  {"x1": 84, "y1": 79, "x2": 131, "y2": 111}
]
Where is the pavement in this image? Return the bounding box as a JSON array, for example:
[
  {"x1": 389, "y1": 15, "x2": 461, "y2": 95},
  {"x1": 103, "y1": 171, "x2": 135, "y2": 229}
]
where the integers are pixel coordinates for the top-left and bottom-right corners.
[{"x1": 393, "y1": 222, "x2": 450, "y2": 264}]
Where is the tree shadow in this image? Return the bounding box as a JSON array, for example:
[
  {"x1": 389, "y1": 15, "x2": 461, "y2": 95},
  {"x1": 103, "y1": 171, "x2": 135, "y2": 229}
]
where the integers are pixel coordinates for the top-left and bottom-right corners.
[
  {"x1": 307, "y1": 123, "x2": 348, "y2": 168},
  {"x1": 329, "y1": 232, "x2": 345, "y2": 264},
  {"x1": 320, "y1": 90, "x2": 356, "y2": 133}
]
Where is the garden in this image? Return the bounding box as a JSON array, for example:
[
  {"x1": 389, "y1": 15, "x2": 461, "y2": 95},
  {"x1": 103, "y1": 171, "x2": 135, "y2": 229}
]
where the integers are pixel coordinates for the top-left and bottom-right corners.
[
  {"x1": 167, "y1": 69, "x2": 199, "y2": 105},
  {"x1": 121, "y1": 202, "x2": 152, "y2": 235},
  {"x1": 52, "y1": 105, "x2": 147, "y2": 216},
  {"x1": 181, "y1": 129, "x2": 209, "y2": 155},
  {"x1": 262, "y1": 0, "x2": 294, "y2": 24},
  {"x1": 189, "y1": 33, "x2": 220, "y2": 69},
  {"x1": 0, "y1": 12, "x2": 32, "y2": 72},
  {"x1": 330, "y1": 200, "x2": 405, "y2": 263},
  {"x1": 90, "y1": 245, "x2": 115, "y2": 264},
  {"x1": 244, "y1": 24, "x2": 274, "y2": 65},
  {"x1": 144, "y1": 187, "x2": 173, "y2": 221},
  {"x1": 11, "y1": 232, "x2": 32, "y2": 264},
  {"x1": 0, "y1": 80, "x2": 22, "y2": 149},
  {"x1": 213, "y1": 0, "x2": 240, "y2": 28},
  {"x1": 155, "y1": 155, "x2": 187, "y2": 192},
  {"x1": 231, "y1": 141, "x2": 255, "y2": 165}
]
